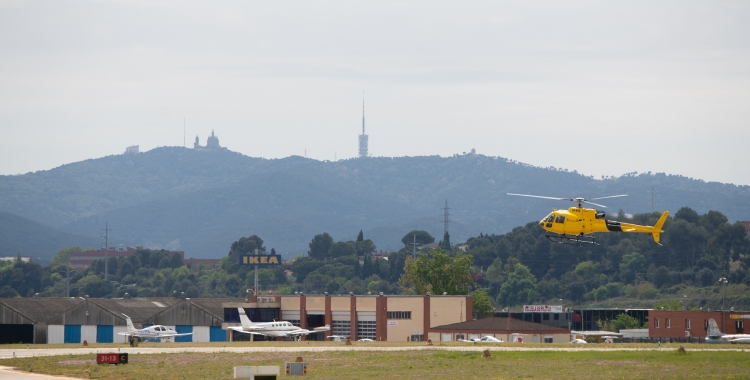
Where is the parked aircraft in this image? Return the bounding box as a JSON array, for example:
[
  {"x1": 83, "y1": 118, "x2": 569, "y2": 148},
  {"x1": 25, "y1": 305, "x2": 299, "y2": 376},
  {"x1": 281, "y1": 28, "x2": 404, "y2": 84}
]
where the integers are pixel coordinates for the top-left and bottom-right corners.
[
  {"x1": 118, "y1": 313, "x2": 193, "y2": 346},
  {"x1": 706, "y1": 318, "x2": 750, "y2": 344},
  {"x1": 228, "y1": 308, "x2": 330, "y2": 339},
  {"x1": 462, "y1": 336, "x2": 503, "y2": 343},
  {"x1": 326, "y1": 335, "x2": 348, "y2": 342}
]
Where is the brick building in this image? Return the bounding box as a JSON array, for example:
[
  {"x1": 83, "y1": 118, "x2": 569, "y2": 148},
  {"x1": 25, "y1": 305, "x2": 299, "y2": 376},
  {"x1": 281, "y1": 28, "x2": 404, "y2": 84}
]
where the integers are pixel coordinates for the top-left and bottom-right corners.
[{"x1": 649, "y1": 310, "x2": 748, "y2": 339}]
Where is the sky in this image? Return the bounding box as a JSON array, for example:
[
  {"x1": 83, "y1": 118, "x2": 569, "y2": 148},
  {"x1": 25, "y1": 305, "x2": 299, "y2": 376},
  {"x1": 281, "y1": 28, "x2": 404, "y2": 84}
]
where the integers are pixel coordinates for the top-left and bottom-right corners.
[{"x1": 1, "y1": 0, "x2": 749, "y2": 185}]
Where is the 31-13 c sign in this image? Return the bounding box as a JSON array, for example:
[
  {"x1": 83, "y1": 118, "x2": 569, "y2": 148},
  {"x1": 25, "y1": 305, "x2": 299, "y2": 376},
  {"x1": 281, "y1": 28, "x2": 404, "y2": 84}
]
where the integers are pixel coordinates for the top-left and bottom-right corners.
[{"x1": 97, "y1": 353, "x2": 128, "y2": 365}]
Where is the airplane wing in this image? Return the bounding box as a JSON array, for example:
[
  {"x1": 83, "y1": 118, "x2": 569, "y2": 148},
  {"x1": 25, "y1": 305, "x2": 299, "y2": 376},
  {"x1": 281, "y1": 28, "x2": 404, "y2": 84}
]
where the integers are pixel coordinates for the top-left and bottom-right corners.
[
  {"x1": 117, "y1": 333, "x2": 132, "y2": 336},
  {"x1": 227, "y1": 326, "x2": 267, "y2": 336},
  {"x1": 160, "y1": 332, "x2": 194, "y2": 337},
  {"x1": 730, "y1": 337, "x2": 750, "y2": 344}
]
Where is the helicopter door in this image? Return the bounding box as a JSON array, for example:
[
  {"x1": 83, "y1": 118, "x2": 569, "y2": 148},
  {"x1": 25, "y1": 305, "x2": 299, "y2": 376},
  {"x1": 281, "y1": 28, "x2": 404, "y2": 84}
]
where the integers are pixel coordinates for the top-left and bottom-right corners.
[
  {"x1": 554, "y1": 215, "x2": 565, "y2": 232},
  {"x1": 545, "y1": 214, "x2": 554, "y2": 228}
]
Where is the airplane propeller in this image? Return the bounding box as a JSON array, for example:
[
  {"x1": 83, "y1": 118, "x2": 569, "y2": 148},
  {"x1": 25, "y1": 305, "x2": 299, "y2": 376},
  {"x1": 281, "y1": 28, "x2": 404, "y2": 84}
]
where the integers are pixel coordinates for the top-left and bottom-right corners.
[{"x1": 507, "y1": 193, "x2": 627, "y2": 208}]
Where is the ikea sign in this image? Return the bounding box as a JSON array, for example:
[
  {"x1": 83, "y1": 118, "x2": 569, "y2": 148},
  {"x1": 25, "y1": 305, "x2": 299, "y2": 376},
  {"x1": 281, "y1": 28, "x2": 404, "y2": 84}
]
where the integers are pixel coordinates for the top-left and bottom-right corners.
[{"x1": 239, "y1": 254, "x2": 281, "y2": 266}]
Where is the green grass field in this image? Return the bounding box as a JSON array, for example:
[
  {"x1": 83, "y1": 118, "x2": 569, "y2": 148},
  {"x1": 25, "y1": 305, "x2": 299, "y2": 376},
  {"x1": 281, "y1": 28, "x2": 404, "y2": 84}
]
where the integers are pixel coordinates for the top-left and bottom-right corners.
[{"x1": 2, "y1": 342, "x2": 750, "y2": 379}]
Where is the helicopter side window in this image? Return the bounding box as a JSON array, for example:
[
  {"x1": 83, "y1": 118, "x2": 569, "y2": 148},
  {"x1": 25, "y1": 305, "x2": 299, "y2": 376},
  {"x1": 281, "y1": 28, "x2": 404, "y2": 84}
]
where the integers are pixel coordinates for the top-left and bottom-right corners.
[
  {"x1": 546, "y1": 215, "x2": 555, "y2": 223},
  {"x1": 555, "y1": 215, "x2": 565, "y2": 223}
]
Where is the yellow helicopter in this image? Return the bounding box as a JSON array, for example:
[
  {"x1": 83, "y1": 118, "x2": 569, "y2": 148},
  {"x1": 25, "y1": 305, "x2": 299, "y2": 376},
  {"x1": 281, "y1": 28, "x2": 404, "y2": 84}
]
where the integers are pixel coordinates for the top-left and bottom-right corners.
[{"x1": 508, "y1": 193, "x2": 669, "y2": 245}]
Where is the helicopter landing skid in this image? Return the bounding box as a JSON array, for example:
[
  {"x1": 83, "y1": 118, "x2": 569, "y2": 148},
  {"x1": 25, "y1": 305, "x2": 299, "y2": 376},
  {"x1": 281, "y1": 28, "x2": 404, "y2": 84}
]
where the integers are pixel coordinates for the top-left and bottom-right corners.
[{"x1": 545, "y1": 233, "x2": 597, "y2": 246}]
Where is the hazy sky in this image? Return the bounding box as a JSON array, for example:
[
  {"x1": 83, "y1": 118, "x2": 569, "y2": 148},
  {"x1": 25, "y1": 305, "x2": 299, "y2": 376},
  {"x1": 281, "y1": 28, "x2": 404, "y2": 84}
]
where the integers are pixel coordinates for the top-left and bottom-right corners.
[{"x1": 2, "y1": 1, "x2": 749, "y2": 185}]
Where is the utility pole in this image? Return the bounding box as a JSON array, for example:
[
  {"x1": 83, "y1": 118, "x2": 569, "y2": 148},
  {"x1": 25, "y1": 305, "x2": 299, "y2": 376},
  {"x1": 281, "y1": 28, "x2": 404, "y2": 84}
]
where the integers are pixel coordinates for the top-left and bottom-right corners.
[
  {"x1": 254, "y1": 248, "x2": 259, "y2": 298},
  {"x1": 66, "y1": 254, "x2": 70, "y2": 297},
  {"x1": 101, "y1": 222, "x2": 111, "y2": 280},
  {"x1": 442, "y1": 200, "x2": 451, "y2": 248}
]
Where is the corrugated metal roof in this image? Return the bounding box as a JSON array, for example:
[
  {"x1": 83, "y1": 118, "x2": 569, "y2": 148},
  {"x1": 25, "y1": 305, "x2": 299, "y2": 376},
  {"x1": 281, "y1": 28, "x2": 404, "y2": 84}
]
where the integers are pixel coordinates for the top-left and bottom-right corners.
[
  {"x1": 432, "y1": 317, "x2": 570, "y2": 333},
  {"x1": 88, "y1": 297, "x2": 179, "y2": 325},
  {"x1": 0, "y1": 297, "x2": 85, "y2": 323},
  {"x1": 184, "y1": 298, "x2": 238, "y2": 320}
]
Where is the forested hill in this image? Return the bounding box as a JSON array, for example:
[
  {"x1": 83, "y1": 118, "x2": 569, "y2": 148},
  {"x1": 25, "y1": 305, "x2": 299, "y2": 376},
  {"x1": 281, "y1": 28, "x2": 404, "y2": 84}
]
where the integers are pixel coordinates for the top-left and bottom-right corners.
[{"x1": 1, "y1": 147, "x2": 749, "y2": 260}]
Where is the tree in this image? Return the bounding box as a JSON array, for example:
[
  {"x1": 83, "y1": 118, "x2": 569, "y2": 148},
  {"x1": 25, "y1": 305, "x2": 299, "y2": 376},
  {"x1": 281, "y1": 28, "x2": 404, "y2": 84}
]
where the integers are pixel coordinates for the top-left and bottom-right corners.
[
  {"x1": 401, "y1": 230, "x2": 434, "y2": 248},
  {"x1": 653, "y1": 299, "x2": 682, "y2": 310},
  {"x1": 398, "y1": 248, "x2": 474, "y2": 295},
  {"x1": 472, "y1": 289, "x2": 494, "y2": 319},
  {"x1": 357, "y1": 230, "x2": 364, "y2": 242},
  {"x1": 620, "y1": 252, "x2": 647, "y2": 283},
  {"x1": 290, "y1": 256, "x2": 325, "y2": 283},
  {"x1": 50, "y1": 246, "x2": 86, "y2": 266},
  {"x1": 329, "y1": 241, "x2": 356, "y2": 259},
  {"x1": 441, "y1": 231, "x2": 451, "y2": 250},
  {"x1": 308, "y1": 233, "x2": 333, "y2": 261},
  {"x1": 498, "y1": 263, "x2": 537, "y2": 306},
  {"x1": 598, "y1": 313, "x2": 643, "y2": 332}
]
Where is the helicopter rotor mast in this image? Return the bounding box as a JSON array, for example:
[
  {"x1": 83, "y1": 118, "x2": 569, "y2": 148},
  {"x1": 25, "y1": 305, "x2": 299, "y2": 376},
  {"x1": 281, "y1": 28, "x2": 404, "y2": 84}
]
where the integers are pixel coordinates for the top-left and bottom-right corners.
[{"x1": 507, "y1": 193, "x2": 627, "y2": 208}]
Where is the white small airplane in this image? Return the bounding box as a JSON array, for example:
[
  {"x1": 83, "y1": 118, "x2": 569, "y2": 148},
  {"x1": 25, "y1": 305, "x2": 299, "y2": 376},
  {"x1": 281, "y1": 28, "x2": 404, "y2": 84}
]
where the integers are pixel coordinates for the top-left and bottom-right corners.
[
  {"x1": 118, "y1": 313, "x2": 193, "y2": 346},
  {"x1": 570, "y1": 338, "x2": 588, "y2": 344},
  {"x1": 326, "y1": 335, "x2": 348, "y2": 342},
  {"x1": 462, "y1": 336, "x2": 503, "y2": 343},
  {"x1": 357, "y1": 338, "x2": 375, "y2": 342},
  {"x1": 228, "y1": 308, "x2": 330, "y2": 339},
  {"x1": 706, "y1": 318, "x2": 750, "y2": 344}
]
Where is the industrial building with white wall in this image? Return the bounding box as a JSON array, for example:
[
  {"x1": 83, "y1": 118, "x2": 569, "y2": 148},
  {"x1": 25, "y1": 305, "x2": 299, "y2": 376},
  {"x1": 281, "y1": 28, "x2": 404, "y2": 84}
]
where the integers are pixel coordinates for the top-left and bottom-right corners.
[{"x1": 0, "y1": 297, "x2": 231, "y2": 344}]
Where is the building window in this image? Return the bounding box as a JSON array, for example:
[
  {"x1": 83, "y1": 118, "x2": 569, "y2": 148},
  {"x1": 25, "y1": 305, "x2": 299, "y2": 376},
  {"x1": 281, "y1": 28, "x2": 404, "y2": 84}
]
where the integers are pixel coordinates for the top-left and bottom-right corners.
[
  {"x1": 455, "y1": 334, "x2": 465, "y2": 341},
  {"x1": 654, "y1": 318, "x2": 660, "y2": 328},
  {"x1": 554, "y1": 314, "x2": 560, "y2": 321},
  {"x1": 666, "y1": 318, "x2": 671, "y2": 328},
  {"x1": 737, "y1": 320, "x2": 745, "y2": 333},
  {"x1": 288, "y1": 320, "x2": 300, "y2": 327},
  {"x1": 410, "y1": 334, "x2": 424, "y2": 342},
  {"x1": 387, "y1": 311, "x2": 412, "y2": 320},
  {"x1": 704, "y1": 319, "x2": 709, "y2": 331},
  {"x1": 332, "y1": 320, "x2": 351, "y2": 338},
  {"x1": 685, "y1": 319, "x2": 691, "y2": 329},
  {"x1": 543, "y1": 313, "x2": 549, "y2": 321},
  {"x1": 543, "y1": 336, "x2": 553, "y2": 343}
]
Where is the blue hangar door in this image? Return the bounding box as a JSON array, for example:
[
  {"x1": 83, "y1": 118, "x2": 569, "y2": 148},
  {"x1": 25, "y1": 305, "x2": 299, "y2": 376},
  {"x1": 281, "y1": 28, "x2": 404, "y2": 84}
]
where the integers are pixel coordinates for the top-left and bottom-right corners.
[
  {"x1": 210, "y1": 326, "x2": 226, "y2": 342},
  {"x1": 97, "y1": 325, "x2": 113, "y2": 343},
  {"x1": 64, "y1": 325, "x2": 81, "y2": 344},
  {"x1": 175, "y1": 325, "x2": 193, "y2": 342}
]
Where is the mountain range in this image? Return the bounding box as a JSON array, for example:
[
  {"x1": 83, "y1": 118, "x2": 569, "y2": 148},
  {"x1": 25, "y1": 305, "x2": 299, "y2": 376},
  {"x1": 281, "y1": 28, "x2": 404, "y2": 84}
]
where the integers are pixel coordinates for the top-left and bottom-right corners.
[{"x1": 1, "y1": 147, "x2": 749, "y2": 261}]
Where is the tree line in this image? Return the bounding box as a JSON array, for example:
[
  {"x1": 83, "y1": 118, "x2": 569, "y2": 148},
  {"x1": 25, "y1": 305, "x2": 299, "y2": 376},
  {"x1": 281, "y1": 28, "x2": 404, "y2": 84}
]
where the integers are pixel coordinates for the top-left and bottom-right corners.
[{"x1": 1, "y1": 206, "x2": 748, "y2": 315}]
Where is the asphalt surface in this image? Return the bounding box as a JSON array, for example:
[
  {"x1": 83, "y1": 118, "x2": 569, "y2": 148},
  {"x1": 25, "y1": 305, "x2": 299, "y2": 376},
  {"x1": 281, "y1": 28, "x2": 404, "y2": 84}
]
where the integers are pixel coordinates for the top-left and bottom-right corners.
[
  {"x1": 0, "y1": 366, "x2": 76, "y2": 380},
  {"x1": 1, "y1": 344, "x2": 747, "y2": 360}
]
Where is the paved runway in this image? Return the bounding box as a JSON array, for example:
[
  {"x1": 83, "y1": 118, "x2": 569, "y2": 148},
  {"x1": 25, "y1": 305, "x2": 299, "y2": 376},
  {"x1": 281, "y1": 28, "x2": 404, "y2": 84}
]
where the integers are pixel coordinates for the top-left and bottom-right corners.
[
  {"x1": 0, "y1": 344, "x2": 746, "y2": 359},
  {"x1": 0, "y1": 366, "x2": 75, "y2": 380}
]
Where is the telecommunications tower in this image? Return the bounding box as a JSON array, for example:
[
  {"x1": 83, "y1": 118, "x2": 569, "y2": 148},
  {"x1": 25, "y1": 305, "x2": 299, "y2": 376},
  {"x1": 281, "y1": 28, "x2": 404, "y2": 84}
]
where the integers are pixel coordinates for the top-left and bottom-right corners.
[{"x1": 358, "y1": 93, "x2": 368, "y2": 158}]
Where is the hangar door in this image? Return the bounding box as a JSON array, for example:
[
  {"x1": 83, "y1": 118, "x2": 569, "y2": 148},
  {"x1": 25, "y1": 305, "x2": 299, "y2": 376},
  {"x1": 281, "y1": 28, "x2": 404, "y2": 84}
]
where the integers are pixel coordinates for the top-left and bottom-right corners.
[
  {"x1": 210, "y1": 326, "x2": 226, "y2": 342},
  {"x1": 97, "y1": 325, "x2": 113, "y2": 343},
  {"x1": 175, "y1": 325, "x2": 193, "y2": 342},
  {"x1": 64, "y1": 325, "x2": 81, "y2": 343},
  {"x1": 0, "y1": 324, "x2": 33, "y2": 344}
]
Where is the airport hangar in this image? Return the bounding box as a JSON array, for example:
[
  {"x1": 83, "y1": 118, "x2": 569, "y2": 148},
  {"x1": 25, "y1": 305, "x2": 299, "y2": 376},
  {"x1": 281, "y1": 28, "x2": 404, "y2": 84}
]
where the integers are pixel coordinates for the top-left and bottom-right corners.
[
  {"x1": 0, "y1": 297, "x2": 231, "y2": 344},
  {"x1": 0, "y1": 294, "x2": 474, "y2": 344}
]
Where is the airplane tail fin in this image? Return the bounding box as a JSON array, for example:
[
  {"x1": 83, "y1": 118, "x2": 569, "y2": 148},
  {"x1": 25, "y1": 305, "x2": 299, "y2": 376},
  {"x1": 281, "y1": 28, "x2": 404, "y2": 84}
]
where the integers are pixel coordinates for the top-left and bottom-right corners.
[
  {"x1": 707, "y1": 318, "x2": 723, "y2": 337},
  {"x1": 122, "y1": 313, "x2": 136, "y2": 332},
  {"x1": 238, "y1": 307, "x2": 254, "y2": 328},
  {"x1": 651, "y1": 210, "x2": 669, "y2": 244}
]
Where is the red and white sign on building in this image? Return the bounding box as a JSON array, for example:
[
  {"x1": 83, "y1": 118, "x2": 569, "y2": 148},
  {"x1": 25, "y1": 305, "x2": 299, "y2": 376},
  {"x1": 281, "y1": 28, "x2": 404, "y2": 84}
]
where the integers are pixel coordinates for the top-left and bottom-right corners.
[{"x1": 523, "y1": 305, "x2": 563, "y2": 313}]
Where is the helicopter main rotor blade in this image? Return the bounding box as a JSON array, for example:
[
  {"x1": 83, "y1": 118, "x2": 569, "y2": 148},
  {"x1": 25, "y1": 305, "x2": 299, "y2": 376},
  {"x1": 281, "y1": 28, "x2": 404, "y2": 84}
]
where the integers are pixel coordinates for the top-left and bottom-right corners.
[
  {"x1": 589, "y1": 194, "x2": 627, "y2": 201},
  {"x1": 583, "y1": 201, "x2": 608, "y2": 208},
  {"x1": 507, "y1": 193, "x2": 570, "y2": 201}
]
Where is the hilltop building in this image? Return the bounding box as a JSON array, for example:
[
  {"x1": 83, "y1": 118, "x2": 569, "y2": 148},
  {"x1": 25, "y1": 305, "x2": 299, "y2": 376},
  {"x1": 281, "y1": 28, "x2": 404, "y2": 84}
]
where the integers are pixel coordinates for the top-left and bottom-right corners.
[
  {"x1": 194, "y1": 130, "x2": 223, "y2": 150},
  {"x1": 358, "y1": 97, "x2": 368, "y2": 158},
  {"x1": 124, "y1": 145, "x2": 139, "y2": 155}
]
